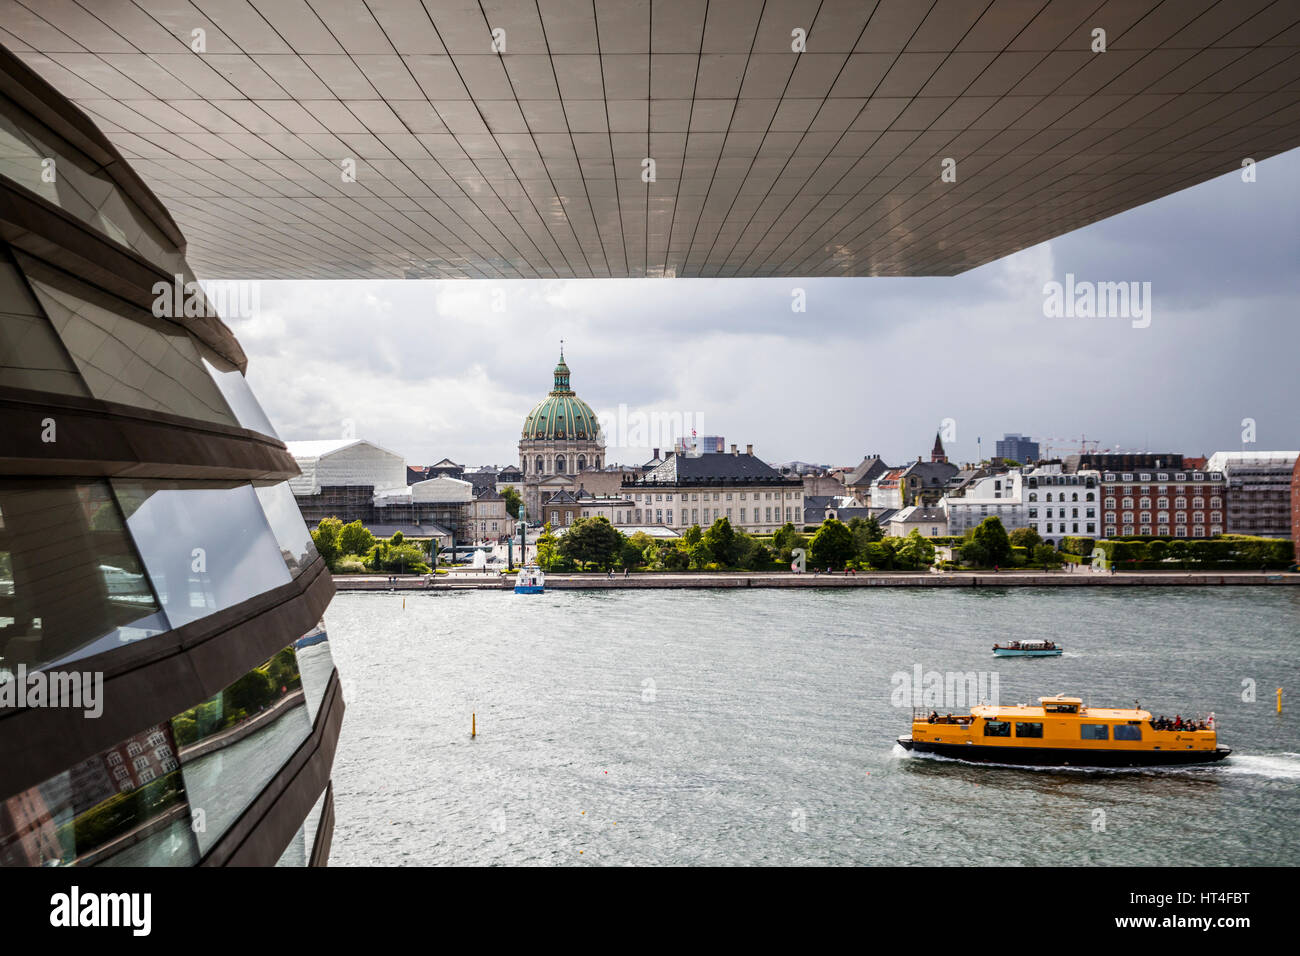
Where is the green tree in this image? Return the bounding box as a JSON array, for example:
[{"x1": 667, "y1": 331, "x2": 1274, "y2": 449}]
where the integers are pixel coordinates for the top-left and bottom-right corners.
[
  {"x1": 618, "y1": 540, "x2": 645, "y2": 569},
  {"x1": 558, "y1": 516, "x2": 623, "y2": 570},
  {"x1": 657, "y1": 542, "x2": 690, "y2": 570},
  {"x1": 959, "y1": 539, "x2": 989, "y2": 567},
  {"x1": 737, "y1": 540, "x2": 772, "y2": 571},
  {"x1": 971, "y1": 516, "x2": 1012, "y2": 567},
  {"x1": 1033, "y1": 543, "x2": 1061, "y2": 568},
  {"x1": 501, "y1": 485, "x2": 522, "y2": 520},
  {"x1": 862, "y1": 539, "x2": 897, "y2": 569},
  {"x1": 809, "y1": 518, "x2": 854, "y2": 569},
  {"x1": 535, "y1": 522, "x2": 561, "y2": 570},
  {"x1": 338, "y1": 520, "x2": 375, "y2": 556},
  {"x1": 896, "y1": 530, "x2": 936, "y2": 569},
  {"x1": 702, "y1": 516, "x2": 738, "y2": 567},
  {"x1": 1008, "y1": 526, "x2": 1043, "y2": 551},
  {"x1": 226, "y1": 668, "x2": 276, "y2": 716},
  {"x1": 311, "y1": 517, "x2": 344, "y2": 568},
  {"x1": 682, "y1": 524, "x2": 703, "y2": 547},
  {"x1": 849, "y1": 515, "x2": 884, "y2": 558}
]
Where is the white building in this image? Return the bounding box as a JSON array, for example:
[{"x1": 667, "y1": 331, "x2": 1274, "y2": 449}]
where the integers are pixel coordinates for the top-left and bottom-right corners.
[
  {"x1": 287, "y1": 438, "x2": 408, "y2": 496},
  {"x1": 943, "y1": 464, "x2": 1100, "y2": 545},
  {"x1": 943, "y1": 470, "x2": 1025, "y2": 537},
  {"x1": 1023, "y1": 464, "x2": 1099, "y2": 544}
]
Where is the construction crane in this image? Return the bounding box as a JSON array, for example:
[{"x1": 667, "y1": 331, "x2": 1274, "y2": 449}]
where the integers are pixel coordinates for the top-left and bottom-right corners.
[{"x1": 1041, "y1": 435, "x2": 1106, "y2": 459}]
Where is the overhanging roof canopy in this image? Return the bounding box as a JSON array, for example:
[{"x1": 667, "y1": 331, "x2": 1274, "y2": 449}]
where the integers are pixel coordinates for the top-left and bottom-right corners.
[{"x1": 8, "y1": 0, "x2": 1300, "y2": 280}]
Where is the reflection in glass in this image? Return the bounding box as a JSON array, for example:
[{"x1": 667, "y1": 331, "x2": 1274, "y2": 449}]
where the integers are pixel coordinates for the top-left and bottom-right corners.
[
  {"x1": 255, "y1": 483, "x2": 318, "y2": 577},
  {"x1": 112, "y1": 482, "x2": 291, "y2": 629},
  {"x1": 27, "y1": 277, "x2": 239, "y2": 428},
  {"x1": 0, "y1": 106, "x2": 185, "y2": 275},
  {"x1": 276, "y1": 786, "x2": 328, "y2": 867},
  {"x1": 202, "y1": 352, "x2": 279, "y2": 438},
  {"x1": 0, "y1": 480, "x2": 168, "y2": 672},
  {"x1": 173, "y1": 644, "x2": 311, "y2": 855},
  {"x1": 294, "y1": 621, "x2": 335, "y2": 723},
  {"x1": 0, "y1": 254, "x2": 89, "y2": 396},
  {"x1": 0, "y1": 722, "x2": 198, "y2": 867}
]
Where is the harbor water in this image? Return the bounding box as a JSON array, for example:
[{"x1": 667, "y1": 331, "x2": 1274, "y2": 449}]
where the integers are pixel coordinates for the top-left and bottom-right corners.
[{"x1": 326, "y1": 587, "x2": 1300, "y2": 865}]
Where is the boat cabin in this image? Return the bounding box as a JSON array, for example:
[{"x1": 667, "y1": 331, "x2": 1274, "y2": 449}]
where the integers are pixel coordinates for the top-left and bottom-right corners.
[{"x1": 1041, "y1": 695, "x2": 1082, "y2": 714}]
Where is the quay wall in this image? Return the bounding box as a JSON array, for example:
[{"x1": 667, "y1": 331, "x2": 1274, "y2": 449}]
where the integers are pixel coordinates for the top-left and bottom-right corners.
[{"x1": 333, "y1": 571, "x2": 1300, "y2": 592}]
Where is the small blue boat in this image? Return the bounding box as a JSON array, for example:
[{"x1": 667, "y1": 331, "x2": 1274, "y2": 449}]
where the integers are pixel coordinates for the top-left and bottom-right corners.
[
  {"x1": 514, "y1": 565, "x2": 545, "y2": 594},
  {"x1": 993, "y1": 639, "x2": 1062, "y2": 657}
]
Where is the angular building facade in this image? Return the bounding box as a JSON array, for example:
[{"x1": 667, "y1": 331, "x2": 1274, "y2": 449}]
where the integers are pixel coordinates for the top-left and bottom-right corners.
[{"x1": 0, "y1": 48, "x2": 341, "y2": 866}]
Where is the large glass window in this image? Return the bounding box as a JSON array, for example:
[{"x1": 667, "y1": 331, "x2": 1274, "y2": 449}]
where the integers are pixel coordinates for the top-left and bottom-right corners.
[
  {"x1": 254, "y1": 482, "x2": 318, "y2": 577},
  {"x1": 0, "y1": 720, "x2": 199, "y2": 867},
  {"x1": 1080, "y1": 724, "x2": 1110, "y2": 740},
  {"x1": 202, "y1": 351, "x2": 279, "y2": 439},
  {"x1": 26, "y1": 276, "x2": 240, "y2": 428},
  {"x1": 0, "y1": 479, "x2": 168, "y2": 671},
  {"x1": 275, "y1": 785, "x2": 329, "y2": 867},
  {"x1": 983, "y1": 720, "x2": 1010, "y2": 737},
  {"x1": 111, "y1": 481, "x2": 291, "y2": 628},
  {"x1": 173, "y1": 643, "x2": 312, "y2": 855},
  {"x1": 1114, "y1": 725, "x2": 1142, "y2": 741},
  {"x1": 0, "y1": 106, "x2": 185, "y2": 275},
  {"x1": 293, "y1": 621, "x2": 335, "y2": 724},
  {"x1": 1014, "y1": 722, "x2": 1044, "y2": 738}
]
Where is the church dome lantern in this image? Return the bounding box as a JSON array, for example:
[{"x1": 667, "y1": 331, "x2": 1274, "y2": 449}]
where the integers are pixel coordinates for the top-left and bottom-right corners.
[{"x1": 521, "y1": 348, "x2": 601, "y2": 443}]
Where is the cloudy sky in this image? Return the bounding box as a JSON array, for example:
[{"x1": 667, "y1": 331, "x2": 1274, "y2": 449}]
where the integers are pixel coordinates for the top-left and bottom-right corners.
[{"x1": 219, "y1": 149, "x2": 1299, "y2": 470}]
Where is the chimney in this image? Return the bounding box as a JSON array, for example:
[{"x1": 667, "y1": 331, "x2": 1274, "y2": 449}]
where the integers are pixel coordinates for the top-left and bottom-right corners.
[
  {"x1": 746, "y1": 444, "x2": 753, "y2": 455},
  {"x1": 731, "y1": 444, "x2": 738, "y2": 456},
  {"x1": 653, "y1": 447, "x2": 659, "y2": 460}
]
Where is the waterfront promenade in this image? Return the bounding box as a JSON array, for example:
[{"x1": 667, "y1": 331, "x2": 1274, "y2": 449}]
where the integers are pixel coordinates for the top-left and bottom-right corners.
[{"x1": 333, "y1": 569, "x2": 1300, "y2": 591}]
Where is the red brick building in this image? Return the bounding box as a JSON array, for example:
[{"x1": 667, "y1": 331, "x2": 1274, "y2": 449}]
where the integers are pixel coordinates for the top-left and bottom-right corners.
[{"x1": 1100, "y1": 466, "x2": 1226, "y2": 539}]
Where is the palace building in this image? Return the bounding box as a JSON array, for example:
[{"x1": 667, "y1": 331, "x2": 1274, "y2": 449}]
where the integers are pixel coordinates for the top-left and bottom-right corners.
[{"x1": 518, "y1": 350, "x2": 604, "y2": 519}]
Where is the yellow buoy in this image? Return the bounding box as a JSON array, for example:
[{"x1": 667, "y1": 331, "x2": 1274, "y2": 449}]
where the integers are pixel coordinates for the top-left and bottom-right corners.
[
  {"x1": 472, "y1": 712, "x2": 476, "y2": 737},
  {"x1": 1278, "y1": 687, "x2": 1283, "y2": 714}
]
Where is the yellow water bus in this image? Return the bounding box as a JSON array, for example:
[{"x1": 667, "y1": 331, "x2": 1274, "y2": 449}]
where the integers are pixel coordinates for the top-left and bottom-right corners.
[{"x1": 898, "y1": 695, "x2": 1230, "y2": 767}]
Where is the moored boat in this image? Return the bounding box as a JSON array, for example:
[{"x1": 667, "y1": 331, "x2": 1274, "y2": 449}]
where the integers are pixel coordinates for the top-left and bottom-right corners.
[
  {"x1": 514, "y1": 565, "x2": 545, "y2": 594},
  {"x1": 993, "y1": 639, "x2": 1062, "y2": 657},
  {"x1": 898, "y1": 694, "x2": 1230, "y2": 767}
]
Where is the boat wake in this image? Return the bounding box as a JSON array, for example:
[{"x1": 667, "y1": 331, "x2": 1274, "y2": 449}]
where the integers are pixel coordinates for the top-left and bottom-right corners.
[
  {"x1": 893, "y1": 747, "x2": 1226, "y2": 776},
  {"x1": 1218, "y1": 752, "x2": 1300, "y2": 780}
]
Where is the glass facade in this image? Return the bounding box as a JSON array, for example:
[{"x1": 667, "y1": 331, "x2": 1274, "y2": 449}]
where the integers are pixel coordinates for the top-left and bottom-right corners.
[
  {"x1": 0, "y1": 54, "x2": 339, "y2": 867},
  {"x1": 111, "y1": 481, "x2": 293, "y2": 629},
  {"x1": 0, "y1": 478, "x2": 168, "y2": 670},
  {"x1": 28, "y1": 276, "x2": 241, "y2": 428},
  {"x1": 0, "y1": 631, "x2": 334, "y2": 867}
]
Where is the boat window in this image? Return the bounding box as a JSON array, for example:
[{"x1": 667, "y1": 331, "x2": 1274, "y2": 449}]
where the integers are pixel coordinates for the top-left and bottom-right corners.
[
  {"x1": 1044, "y1": 703, "x2": 1078, "y2": 713},
  {"x1": 1015, "y1": 722, "x2": 1044, "y2": 738},
  {"x1": 983, "y1": 721, "x2": 1010, "y2": 737},
  {"x1": 1080, "y1": 724, "x2": 1109, "y2": 740},
  {"x1": 1114, "y1": 725, "x2": 1142, "y2": 741}
]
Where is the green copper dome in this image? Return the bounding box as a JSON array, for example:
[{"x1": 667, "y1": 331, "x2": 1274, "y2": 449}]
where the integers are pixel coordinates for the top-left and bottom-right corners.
[{"x1": 521, "y1": 351, "x2": 601, "y2": 441}]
